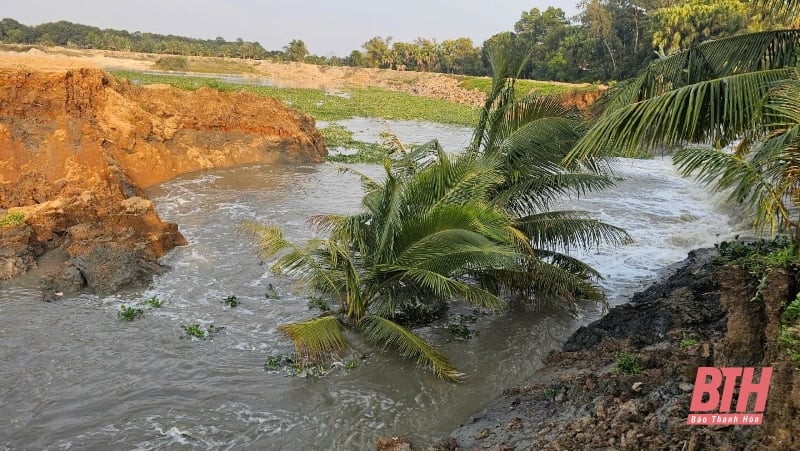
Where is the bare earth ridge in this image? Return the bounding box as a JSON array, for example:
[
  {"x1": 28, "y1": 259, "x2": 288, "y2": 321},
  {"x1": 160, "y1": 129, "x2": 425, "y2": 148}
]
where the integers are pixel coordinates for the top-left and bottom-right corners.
[{"x1": 0, "y1": 65, "x2": 325, "y2": 295}]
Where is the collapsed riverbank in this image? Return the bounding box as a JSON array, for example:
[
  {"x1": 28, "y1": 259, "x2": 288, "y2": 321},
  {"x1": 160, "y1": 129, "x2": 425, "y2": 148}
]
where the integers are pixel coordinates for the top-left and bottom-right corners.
[
  {"x1": 0, "y1": 67, "x2": 325, "y2": 296},
  {"x1": 428, "y1": 247, "x2": 800, "y2": 450}
]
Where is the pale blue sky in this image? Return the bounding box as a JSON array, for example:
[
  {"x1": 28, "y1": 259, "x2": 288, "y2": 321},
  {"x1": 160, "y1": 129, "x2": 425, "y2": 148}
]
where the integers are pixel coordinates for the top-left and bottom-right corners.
[{"x1": 3, "y1": 0, "x2": 580, "y2": 56}]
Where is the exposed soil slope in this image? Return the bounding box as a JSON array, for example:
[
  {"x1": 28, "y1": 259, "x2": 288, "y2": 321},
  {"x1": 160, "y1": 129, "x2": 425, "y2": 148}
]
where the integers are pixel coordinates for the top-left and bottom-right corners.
[
  {"x1": 0, "y1": 67, "x2": 326, "y2": 295},
  {"x1": 433, "y1": 250, "x2": 800, "y2": 450},
  {"x1": 0, "y1": 46, "x2": 601, "y2": 109}
]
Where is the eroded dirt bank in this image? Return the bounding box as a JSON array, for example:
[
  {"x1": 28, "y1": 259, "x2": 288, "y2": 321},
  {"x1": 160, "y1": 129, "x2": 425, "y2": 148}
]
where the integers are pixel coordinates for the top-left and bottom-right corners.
[
  {"x1": 0, "y1": 46, "x2": 601, "y2": 109},
  {"x1": 0, "y1": 67, "x2": 326, "y2": 296},
  {"x1": 427, "y1": 249, "x2": 800, "y2": 450}
]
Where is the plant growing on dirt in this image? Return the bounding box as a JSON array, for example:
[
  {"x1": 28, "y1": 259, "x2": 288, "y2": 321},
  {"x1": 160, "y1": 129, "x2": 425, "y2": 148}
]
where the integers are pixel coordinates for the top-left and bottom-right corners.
[
  {"x1": 779, "y1": 292, "x2": 800, "y2": 366},
  {"x1": 679, "y1": 334, "x2": 699, "y2": 349},
  {"x1": 0, "y1": 211, "x2": 25, "y2": 228},
  {"x1": 614, "y1": 350, "x2": 641, "y2": 374},
  {"x1": 118, "y1": 305, "x2": 145, "y2": 321}
]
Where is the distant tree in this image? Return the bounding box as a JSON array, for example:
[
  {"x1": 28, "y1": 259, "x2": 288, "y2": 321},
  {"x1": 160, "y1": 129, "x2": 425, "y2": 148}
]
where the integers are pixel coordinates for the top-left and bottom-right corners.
[
  {"x1": 363, "y1": 36, "x2": 393, "y2": 68},
  {"x1": 346, "y1": 49, "x2": 364, "y2": 67},
  {"x1": 650, "y1": 0, "x2": 752, "y2": 54},
  {"x1": 437, "y1": 37, "x2": 484, "y2": 75},
  {"x1": 283, "y1": 38, "x2": 309, "y2": 62}
]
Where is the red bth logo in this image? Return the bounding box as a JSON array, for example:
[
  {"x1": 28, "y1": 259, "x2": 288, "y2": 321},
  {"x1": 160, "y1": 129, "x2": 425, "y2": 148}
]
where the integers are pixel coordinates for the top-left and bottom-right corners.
[{"x1": 686, "y1": 367, "x2": 772, "y2": 425}]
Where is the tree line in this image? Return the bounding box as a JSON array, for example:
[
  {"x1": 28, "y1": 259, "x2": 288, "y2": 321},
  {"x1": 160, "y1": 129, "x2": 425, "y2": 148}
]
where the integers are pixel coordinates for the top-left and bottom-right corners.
[{"x1": 0, "y1": 0, "x2": 785, "y2": 82}]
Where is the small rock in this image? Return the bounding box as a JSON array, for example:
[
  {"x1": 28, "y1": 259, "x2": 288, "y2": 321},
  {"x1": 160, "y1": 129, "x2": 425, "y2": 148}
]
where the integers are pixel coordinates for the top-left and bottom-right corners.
[
  {"x1": 474, "y1": 428, "x2": 491, "y2": 440},
  {"x1": 679, "y1": 383, "x2": 694, "y2": 393},
  {"x1": 632, "y1": 382, "x2": 643, "y2": 392}
]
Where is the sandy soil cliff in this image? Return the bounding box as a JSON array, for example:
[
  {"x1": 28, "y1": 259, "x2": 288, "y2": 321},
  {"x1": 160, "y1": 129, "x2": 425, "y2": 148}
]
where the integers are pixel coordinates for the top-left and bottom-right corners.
[{"x1": 0, "y1": 67, "x2": 326, "y2": 295}]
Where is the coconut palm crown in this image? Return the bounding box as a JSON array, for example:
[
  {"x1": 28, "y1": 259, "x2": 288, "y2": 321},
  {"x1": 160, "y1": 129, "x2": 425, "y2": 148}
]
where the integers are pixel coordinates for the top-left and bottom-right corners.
[
  {"x1": 565, "y1": 24, "x2": 800, "y2": 240},
  {"x1": 247, "y1": 42, "x2": 632, "y2": 380}
]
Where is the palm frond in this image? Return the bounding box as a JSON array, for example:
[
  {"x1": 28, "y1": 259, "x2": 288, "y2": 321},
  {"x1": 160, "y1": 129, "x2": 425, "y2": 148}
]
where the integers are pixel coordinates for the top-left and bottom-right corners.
[
  {"x1": 241, "y1": 221, "x2": 345, "y2": 298},
  {"x1": 568, "y1": 69, "x2": 800, "y2": 162},
  {"x1": 279, "y1": 315, "x2": 347, "y2": 365},
  {"x1": 359, "y1": 315, "x2": 464, "y2": 381},
  {"x1": 499, "y1": 172, "x2": 617, "y2": 216},
  {"x1": 598, "y1": 30, "x2": 800, "y2": 115},
  {"x1": 515, "y1": 211, "x2": 633, "y2": 251},
  {"x1": 674, "y1": 146, "x2": 793, "y2": 234}
]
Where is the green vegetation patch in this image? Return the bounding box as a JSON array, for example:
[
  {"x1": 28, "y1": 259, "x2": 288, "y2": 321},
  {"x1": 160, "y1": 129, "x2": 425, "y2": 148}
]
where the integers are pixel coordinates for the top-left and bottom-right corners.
[
  {"x1": 0, "y1": 212, "x2": 25, "y2": 228},
  {"x1": 111, "y1": 71, "x2": 478, "y2": 126},
  {"x1": 264, "y1": 283, "x2": 279, "y2": 300},
  {"x1": 320, "y1": 124, "x2": 390, "y2": 164},
  {"x1": 712, "y1": 237, "x2": 798, "y2": 274},
  {"x1": 143, "y1": 296, "x2": 164, "y2": 308},
  {"x1": 118, "y1": 305, "x2": 145, "y2": 321},
  {"x1": 446, "y1": 311, "x2": 485, "y2": 341},
  {"x1": 614, "y1": 350, "x2": 642, "y2": 374},
  {"x1": 264, "y1": 353, "x2": 358, "y2": 377},
  {"x1": 679, "y1": 333, "x2": 700, "y2": 349},
  {"x1": 307, "y1": 296, "x2": 331, "y2": 312},
  {"x1": 223, "y1": 295, "x2": 240, "y2": 308},
  {"x1": 457, "y1": 75, "x2": 597, "y2": 98},
  {"x1": 780, "y1": 293, "x2": 800, "y2": 366},
  {"x1": 181, "y1": 323, "x2": 224, "y2": 340}
]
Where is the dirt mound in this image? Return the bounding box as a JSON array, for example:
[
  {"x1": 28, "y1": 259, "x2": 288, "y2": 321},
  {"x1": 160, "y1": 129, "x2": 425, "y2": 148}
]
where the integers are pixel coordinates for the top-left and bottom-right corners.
[{"x1": 0, "y1": 67, "x2": 326, "y2": 295}]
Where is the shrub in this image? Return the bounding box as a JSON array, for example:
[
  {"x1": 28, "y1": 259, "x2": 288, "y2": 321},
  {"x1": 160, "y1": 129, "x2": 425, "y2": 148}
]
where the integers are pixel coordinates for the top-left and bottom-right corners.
[
  {"x1": 154, "y1": 56, "x2": 189, "y2": 71},
  {"x1": 615, "y1": 351, "x2": 641, "y2": 374},
  {"x1": 0, "y1": 212, "x2": 25, "y2": 228}
]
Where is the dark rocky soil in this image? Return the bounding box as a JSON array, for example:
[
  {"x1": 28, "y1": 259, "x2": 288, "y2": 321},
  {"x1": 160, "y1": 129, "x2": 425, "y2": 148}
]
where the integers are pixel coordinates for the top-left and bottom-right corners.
[{"x1": 426, "y1": 248, "x2": 800, "y2": 451}]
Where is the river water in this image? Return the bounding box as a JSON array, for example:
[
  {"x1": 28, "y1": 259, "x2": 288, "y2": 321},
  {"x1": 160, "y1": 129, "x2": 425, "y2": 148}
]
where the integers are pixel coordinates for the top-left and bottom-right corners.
[{"x1": 0, "y1": 120, "x2": 741, "y2": 450}]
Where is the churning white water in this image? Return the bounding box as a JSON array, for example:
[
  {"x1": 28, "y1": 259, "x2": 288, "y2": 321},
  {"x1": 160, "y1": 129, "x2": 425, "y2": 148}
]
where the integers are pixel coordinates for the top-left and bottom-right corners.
[{"x1": 0, "y1": 120, "x2": 742, "y2": 450}]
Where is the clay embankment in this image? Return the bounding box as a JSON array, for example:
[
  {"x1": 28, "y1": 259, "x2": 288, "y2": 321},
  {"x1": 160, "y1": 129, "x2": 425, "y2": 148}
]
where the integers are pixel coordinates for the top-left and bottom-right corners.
[{"x1": 0, "y1": 67, "x2": 326, "y2": 296}]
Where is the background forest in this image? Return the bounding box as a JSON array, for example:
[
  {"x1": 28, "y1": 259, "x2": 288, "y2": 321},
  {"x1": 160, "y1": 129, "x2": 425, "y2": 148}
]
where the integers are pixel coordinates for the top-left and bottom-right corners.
[{"x1": 2, "y1": 0, "x2": 793, "y2": 82}]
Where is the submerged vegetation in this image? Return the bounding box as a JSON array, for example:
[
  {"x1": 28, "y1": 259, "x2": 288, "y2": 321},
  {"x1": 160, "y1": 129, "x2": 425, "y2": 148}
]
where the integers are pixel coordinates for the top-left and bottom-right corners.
[
  {"x1": 319, "y1": 124, "x2": 389, "y2": 164},
  {"x1": 181, "y1": 324, "x2": 224, "y2": 340},
  {"x1": 223, "y1": 295, "x2": 240, "y2": 308},
  {"x1": 264, "y1": 353, "x2": 359, "y2": 377},
  {"x1": 117, "y1": 305, "x2": 145, "y2": 321}
]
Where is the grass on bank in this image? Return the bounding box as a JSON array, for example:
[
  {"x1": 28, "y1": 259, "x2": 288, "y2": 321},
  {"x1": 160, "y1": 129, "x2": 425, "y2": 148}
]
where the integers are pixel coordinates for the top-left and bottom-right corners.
[
  {"x1": 457, "y1": 75, "x2": 598, "y2": 98},
  {"x1": 111, "y1": 71, "x2": 479, "y2": 127},
  {"x1": 0, "y1": 212, "x2": 25, "y2": 228}
]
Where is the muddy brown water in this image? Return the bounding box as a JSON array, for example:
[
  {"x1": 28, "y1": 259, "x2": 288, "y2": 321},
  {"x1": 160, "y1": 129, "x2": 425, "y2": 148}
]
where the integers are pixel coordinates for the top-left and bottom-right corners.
[{"x1": 0, "y1": 121, "x2": 741, "y2": 449}]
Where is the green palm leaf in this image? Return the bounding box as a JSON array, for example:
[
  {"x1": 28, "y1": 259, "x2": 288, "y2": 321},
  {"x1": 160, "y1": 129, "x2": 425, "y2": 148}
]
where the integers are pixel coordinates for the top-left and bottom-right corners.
[
  {"x1": 360, "y1": 315, "x2": 464, "y2": 381},
  {"x1": 597, "y1": 30, "x2": 800, "y2": 115},
  {"x1": 279, "y1": 315, "x2": 347, "y2": 365},
  {"x1": 569, "y1": 69, "x2": 800, "y2": 161},
  {"x1": 515, "y1": 211, "x2": 633, "y2": 252}
]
